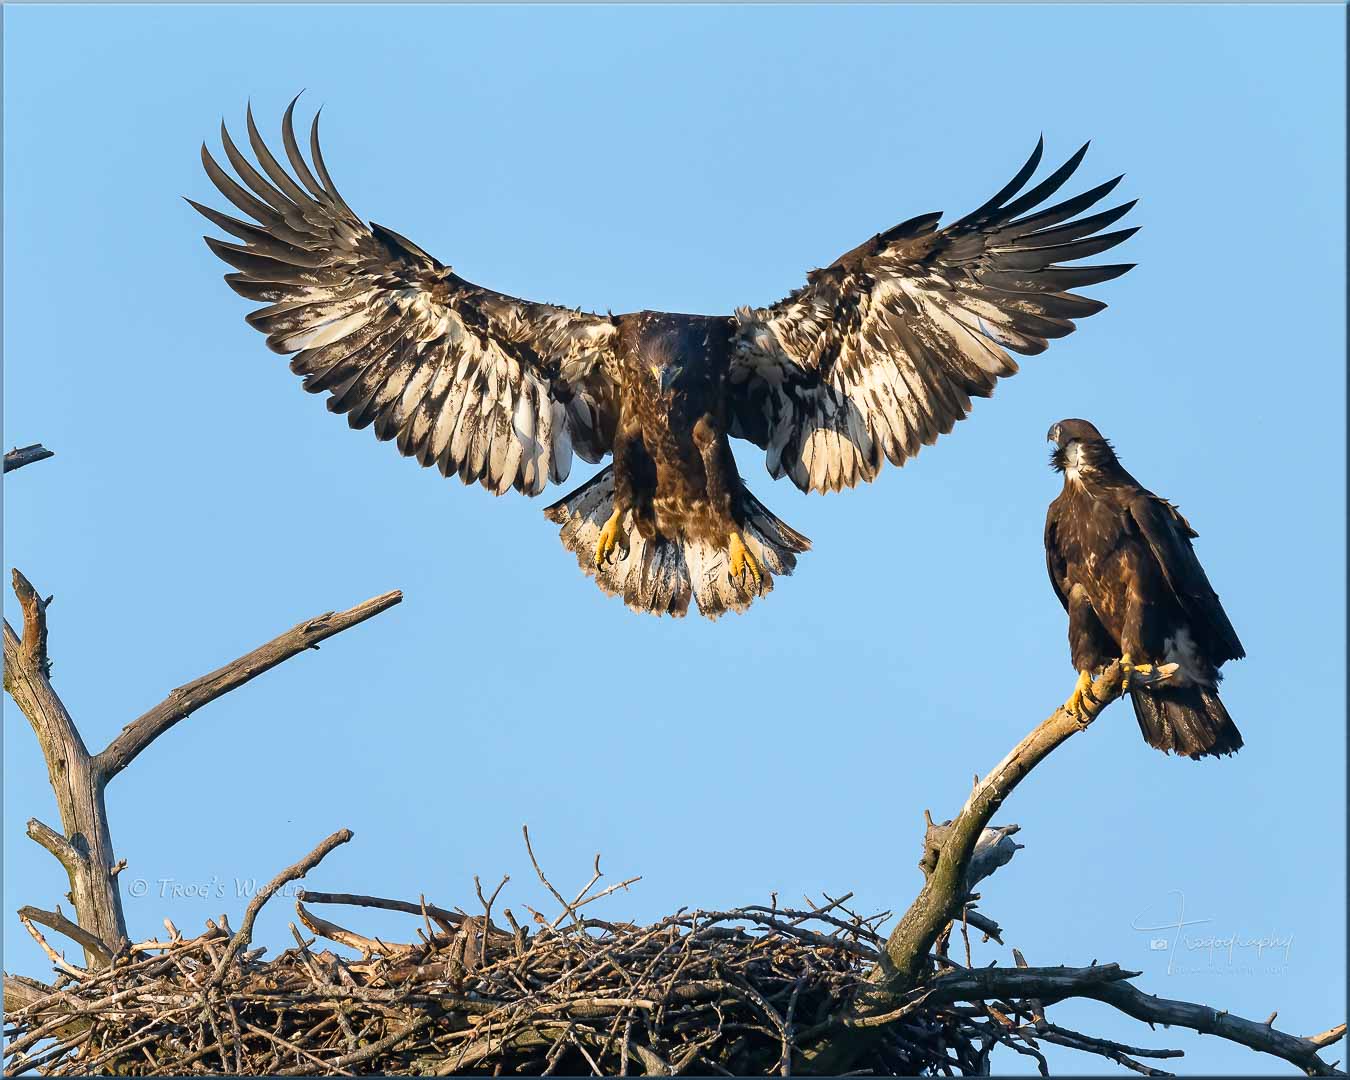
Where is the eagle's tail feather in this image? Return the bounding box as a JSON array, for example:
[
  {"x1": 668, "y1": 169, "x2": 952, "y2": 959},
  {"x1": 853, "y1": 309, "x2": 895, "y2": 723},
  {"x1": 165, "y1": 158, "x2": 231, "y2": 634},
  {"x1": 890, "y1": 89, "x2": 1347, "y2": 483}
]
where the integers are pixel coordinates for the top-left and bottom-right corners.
[
  {"x1": 543, "y1": 467, "x2": 810, "y2": 618},
  {"x1": 1130, "y1": 684, "x2": 1243, "y2": 760}
]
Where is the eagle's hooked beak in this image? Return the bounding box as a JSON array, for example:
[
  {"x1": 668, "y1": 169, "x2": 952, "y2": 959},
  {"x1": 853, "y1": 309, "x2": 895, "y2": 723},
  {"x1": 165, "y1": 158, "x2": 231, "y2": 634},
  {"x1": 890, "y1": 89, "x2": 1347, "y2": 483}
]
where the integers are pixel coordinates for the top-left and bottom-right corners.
[
  {"x1": 658, "y1": 366, "x2": 680, "y2": 393},
  {"x1": 1047, "y1": 422, "x2": 1068, "y2": 472}
]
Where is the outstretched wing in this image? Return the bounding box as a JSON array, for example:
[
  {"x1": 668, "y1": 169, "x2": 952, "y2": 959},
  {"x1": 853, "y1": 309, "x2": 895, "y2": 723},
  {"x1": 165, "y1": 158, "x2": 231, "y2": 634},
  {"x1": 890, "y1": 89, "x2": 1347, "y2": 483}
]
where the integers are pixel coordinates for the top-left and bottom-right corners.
[
  {"x1": 1128, "y1": 494, "x2": 1246, "y2": 663},
  {"x1": 193, "y1": 101, "x2": 621, "y2": 496},
  {"x1": 728, "y1": 140, "x2": 1136, "y2": 494}
]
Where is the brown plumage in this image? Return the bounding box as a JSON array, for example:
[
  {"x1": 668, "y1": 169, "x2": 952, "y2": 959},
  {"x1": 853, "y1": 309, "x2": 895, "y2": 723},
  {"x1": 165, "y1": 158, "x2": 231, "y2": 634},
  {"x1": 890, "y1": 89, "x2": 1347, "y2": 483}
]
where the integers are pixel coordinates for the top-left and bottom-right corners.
[
  {"x1": 194, "y1": 98, "x2": 1136, "y2": 618},
  {"x1": 1045, "y1": 419, "x2": 1245, "y2": 758}
]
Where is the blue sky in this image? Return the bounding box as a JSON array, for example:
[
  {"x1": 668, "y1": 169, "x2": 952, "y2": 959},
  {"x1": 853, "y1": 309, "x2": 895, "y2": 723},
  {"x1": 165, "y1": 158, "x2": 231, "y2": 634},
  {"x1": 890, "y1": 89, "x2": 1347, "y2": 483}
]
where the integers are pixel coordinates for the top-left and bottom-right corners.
[{"x1": 3, "y1": 4, "x2": 1345, "y2": 1074}]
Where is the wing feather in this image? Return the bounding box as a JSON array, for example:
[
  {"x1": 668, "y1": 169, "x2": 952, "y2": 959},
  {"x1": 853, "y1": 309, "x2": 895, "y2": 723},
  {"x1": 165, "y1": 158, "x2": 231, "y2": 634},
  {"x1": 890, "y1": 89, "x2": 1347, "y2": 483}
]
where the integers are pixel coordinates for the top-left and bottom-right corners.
[
  {"x1": 195, "y1": 103, "x2": 621, "y2": 497},
  {"x1": 729, "y1": 142, "x2": 1135, "y2": 493},
  {"x1": 1128, "y1": 495, "x2": 1246, "y2": 663}
]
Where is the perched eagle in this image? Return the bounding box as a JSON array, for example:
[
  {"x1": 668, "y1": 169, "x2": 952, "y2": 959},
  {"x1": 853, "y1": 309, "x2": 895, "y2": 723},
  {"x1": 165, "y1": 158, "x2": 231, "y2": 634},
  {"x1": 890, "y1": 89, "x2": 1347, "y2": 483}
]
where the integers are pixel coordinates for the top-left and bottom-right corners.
[
  {"x1": 195, "y1": 100, "x2": 1137, "y2": 618},
  {"x1": 1045, "y1": 419, "x2": 1245, "y2": 758}
]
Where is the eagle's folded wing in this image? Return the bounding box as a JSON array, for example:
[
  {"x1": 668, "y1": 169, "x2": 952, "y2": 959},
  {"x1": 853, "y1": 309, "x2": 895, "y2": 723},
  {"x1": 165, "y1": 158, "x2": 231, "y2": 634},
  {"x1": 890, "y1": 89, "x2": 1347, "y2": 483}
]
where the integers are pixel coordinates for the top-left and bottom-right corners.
[
  {"x1": 728, "y1": 139, "x2": 1136, "y2": 494},
  {"x1": 1043, "y1": 513, "x2": 1070, "y2": 612},
  {"x1": 1128, "y1": 494, "x2": 1246, "y2": 663},
  {"x1": 193, "y1": 101, "x2": 621, "y2": 496}
]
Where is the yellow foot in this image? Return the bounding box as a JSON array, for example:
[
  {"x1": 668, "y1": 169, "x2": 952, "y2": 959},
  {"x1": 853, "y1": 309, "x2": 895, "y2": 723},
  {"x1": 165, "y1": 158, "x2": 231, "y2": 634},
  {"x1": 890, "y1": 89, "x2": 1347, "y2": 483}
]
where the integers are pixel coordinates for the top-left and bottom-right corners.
[
  {"x1": 728, "y1": 530, "x2": 764, "y2": 594},
  {"x1": 595, "y1": 509, "x2": 624, "y2": 567},
  {"x1": 1120, "y1": 654, "x2": 1154, "y2": 691},
  {"x1": 1065, "y1": 670, "x2": 1095, "y2": 717}
]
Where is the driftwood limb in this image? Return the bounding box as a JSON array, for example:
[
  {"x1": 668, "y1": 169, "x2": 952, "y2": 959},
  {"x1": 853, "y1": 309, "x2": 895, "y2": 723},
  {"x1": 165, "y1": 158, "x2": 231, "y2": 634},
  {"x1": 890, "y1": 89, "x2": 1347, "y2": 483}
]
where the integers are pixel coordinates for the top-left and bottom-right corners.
[
  {"x1": 4, "y1": 443, "x2": 54, "y2": 473},
  {"x1": 95, "y1": 589, "x2": 403, "y2": 782}
]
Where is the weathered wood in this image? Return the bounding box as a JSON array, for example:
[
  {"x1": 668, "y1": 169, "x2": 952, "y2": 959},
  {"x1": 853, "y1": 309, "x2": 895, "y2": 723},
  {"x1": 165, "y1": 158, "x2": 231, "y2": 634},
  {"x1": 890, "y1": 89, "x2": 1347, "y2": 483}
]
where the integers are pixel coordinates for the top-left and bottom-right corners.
[
  {"x1": 3, "y1": 443, "x2": 54, "y2": 473},
  {"x1": 1082, "y1": 979, "x2": 1346, "y2": 1077},
  {"x1": 4, "y1": 572, "x2": 127, "y2": 964},
  {"x1": 800, "y1": 660, "x2": 1164, "y2": 1073},
  {"x1": 5, "y1": 570, "x2": 402, "y2": 970},
  {"x1": 18, "y1": 905, "x2": 114, "y2": 967},
  {"x1": 6, "y1": 857, "x2": 1344, "y2": 1077},
  {"x1": 95, "y1": 590, "x2": 403, "y2": 782},
  {"x1": 210, "y1": 829, "x2": 353, "y2": 987}
]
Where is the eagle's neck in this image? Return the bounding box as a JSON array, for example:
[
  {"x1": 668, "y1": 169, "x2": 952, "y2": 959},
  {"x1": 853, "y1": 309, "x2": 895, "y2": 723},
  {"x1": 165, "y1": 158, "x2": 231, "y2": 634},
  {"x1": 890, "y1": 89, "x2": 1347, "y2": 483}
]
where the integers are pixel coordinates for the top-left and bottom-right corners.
[
  {"x1": 1059, "y1": 441, "x2": 1126, "y2": 493},
  {"x1": 1062, "y1": 443, "x2": 1088, "y2": 486}
]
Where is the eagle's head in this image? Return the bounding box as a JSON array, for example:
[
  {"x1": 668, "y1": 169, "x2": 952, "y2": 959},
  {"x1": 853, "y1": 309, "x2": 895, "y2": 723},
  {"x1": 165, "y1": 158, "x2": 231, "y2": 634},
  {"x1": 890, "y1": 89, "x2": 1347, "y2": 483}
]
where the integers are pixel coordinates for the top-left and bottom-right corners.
[
  {"x1": 1047, "y1": 418, "x2": 1115, "y2": 477},
  {"x1": 648, "y1": 360, "x2": 682, "y2": 395}
]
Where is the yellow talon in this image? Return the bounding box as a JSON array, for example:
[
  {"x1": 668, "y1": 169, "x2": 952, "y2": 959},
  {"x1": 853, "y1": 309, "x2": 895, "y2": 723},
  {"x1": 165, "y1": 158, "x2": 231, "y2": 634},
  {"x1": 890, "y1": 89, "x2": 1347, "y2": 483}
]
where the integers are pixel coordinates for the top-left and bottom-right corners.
[
  {"x1": 595, "y1": 509, "x2": 624, "y2": 567},
  {"x1": 1065, "y1": 670, "x2": 1094, "y2": 717},
  {"x1": 1120, "y1": 654, "x2": 1153, "y2": 691},
  {"x1": 728, "y1": 530, "x2": 764, "y2": 593}
]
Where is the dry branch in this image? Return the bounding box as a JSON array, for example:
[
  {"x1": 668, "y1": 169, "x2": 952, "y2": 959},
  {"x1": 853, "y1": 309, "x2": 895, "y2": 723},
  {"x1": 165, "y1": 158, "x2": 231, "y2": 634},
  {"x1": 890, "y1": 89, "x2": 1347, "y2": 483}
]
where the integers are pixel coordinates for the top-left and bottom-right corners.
[
  {"x1": 17, "y1": 907, "x2": 113, "y2": 969},
  {"x1": 6, "y1": 840, "x2": 1342, "y2": 1076},
  {"x1": 4, "y1": 570, "x2": 127, "y2": 964},
  {"x1": 1084, "y1": 980, "x2": 1345, "y2": 1077},
  {"x1": 4, "y1": 443, "x2": 54, "y2": 473},
  {"x1": 96, "y1": 590, "x2": 403, "y2": 782},
  {"x1": 8, "y1": 653, "x2": 1341, "y2": 1078},
  {"x1": 5, "y1": 444, "x2": 1340, "y2": 1075},
  {"x1": 296, "y1": 891, "x2": 478, "y2": 935},
  {"x1": 4, "y1": 569, "x2": 401, "y2": 970},
  {"x1": 878, "y1": 659, "x2": 1138, "y2": 996},
  {"x1": 210, "y1": 829, "x2": 354, "y2": 988}
]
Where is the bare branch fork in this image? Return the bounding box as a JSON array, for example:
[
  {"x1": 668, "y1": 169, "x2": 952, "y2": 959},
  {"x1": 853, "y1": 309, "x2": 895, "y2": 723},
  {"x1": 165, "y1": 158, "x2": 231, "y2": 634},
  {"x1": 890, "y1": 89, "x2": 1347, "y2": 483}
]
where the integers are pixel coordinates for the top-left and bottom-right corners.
[
  {"x1": 801, "y1": 662, "x2": 1346, "y2": 1076},
  {"x1": 3, "y1": 557, "x2": 401, "y2": 973}
]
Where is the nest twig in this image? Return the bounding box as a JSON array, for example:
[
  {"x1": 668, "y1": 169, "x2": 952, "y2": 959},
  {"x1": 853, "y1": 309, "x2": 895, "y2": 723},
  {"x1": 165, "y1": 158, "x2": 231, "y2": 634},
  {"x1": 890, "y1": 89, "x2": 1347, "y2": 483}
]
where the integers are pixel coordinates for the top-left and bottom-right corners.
[
  {"x1": 6, "y1": 832, "x2": 1343, "y2": 1078},
  {"x1": 4, "y1": 880, "x2": 907, "y2": 1076}
]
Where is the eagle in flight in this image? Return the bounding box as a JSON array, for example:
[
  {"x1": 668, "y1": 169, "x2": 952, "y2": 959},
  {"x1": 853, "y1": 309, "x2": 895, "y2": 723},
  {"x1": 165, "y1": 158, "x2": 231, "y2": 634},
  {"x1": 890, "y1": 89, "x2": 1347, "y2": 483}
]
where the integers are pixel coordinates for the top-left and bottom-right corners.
[
  {"x1": 195, "y1": 100, "x2": 1137, "y2": 618},
  {"x1": 1045, "y1": 420, "x2": 1245, "y2": 758}
]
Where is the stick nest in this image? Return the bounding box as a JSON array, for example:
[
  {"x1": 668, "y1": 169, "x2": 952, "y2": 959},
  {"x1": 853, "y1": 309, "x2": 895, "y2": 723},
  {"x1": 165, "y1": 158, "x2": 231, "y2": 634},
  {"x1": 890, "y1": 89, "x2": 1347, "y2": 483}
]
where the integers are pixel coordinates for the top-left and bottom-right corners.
[{"x1": 5, "y1": 888, "x2": 953, "y2": 1076}]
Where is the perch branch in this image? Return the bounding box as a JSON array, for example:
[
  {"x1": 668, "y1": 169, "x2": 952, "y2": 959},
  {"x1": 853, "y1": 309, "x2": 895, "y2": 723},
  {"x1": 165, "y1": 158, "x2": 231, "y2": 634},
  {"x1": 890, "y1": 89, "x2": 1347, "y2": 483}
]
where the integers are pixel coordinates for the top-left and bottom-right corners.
[
  {"x1": 4, "y1": 443, "x2": 54, "y2": 473},
  {"x1": 800, "y1": 647, "x2": 1345, "y2": 1073},
  {"x1": 876, "y1": 659, "x2": 1164, "y2": 996},
  {"x1": 95, "y1": 590, "x2": 403, "y2": 782},
  {"x1": 800, "y1": 660, "x2": 1167, "y2": 1072}
]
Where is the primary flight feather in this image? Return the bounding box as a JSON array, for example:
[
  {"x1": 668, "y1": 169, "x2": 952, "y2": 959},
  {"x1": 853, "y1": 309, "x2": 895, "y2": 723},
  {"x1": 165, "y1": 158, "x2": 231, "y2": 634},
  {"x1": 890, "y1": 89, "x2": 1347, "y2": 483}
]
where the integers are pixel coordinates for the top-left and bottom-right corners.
[{"x1": 195, "y1": 100, "x2": 1137, "y2": 618}]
